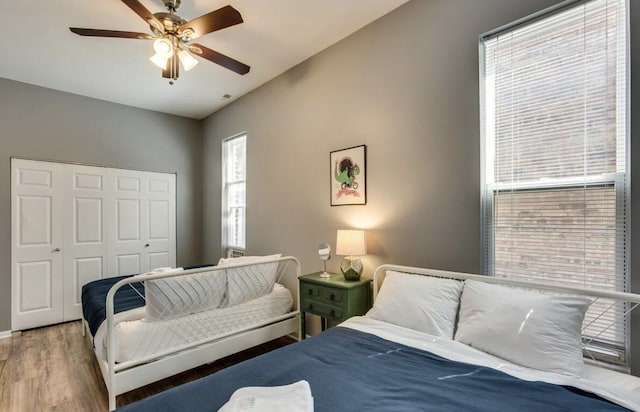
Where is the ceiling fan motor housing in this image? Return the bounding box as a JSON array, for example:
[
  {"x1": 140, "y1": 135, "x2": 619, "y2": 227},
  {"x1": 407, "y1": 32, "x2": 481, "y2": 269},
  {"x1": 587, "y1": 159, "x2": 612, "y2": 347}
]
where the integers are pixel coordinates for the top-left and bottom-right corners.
[
  {"x1": 162, "y1": 0, "x2": 181, "y2": 12},
  {"x1": 153, "y1": 12, "x2": 187, "y2": 34}
]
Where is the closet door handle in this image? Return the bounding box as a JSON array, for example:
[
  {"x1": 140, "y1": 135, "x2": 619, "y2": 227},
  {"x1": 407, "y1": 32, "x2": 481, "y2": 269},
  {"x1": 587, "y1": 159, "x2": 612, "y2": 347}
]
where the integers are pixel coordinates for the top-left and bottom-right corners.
[
  {"x1": 53, "y1": 248, "x2": 61, "y2": 252},
  {"x1": 144, "y1": 243, "x2": 150, "y2": 248}
]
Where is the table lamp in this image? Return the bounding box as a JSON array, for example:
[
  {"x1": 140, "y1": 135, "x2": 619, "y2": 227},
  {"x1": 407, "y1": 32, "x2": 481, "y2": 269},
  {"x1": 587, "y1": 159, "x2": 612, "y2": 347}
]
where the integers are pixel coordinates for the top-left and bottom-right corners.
[{"x1": 336, "y1": 229, "x2": 366, "y2": 281}]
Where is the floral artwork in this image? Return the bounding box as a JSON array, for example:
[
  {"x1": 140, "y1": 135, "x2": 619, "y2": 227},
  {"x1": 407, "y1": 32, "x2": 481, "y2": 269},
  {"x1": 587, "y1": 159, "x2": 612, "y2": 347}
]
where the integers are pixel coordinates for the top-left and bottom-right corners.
[{"x1": 330, "y1": 145, "x2": 366, "y2": 206}]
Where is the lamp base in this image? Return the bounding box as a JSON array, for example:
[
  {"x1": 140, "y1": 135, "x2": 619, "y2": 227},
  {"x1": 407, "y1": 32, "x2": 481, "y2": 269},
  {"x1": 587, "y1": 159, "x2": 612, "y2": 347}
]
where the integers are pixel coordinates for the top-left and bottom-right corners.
[{"x1": 340, "y1": 257, "x2": 363, "y2": 281}]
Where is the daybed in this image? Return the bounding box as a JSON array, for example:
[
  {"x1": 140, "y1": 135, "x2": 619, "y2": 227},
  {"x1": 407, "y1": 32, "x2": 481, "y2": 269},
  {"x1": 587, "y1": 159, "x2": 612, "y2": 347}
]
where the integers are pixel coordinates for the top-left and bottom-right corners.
[
  {"x1": 81, "y1": 256, "x2": 301, "y2": 410},
  {"x1": 115, "y1": 264, "x2": 640, "y2": 411}
]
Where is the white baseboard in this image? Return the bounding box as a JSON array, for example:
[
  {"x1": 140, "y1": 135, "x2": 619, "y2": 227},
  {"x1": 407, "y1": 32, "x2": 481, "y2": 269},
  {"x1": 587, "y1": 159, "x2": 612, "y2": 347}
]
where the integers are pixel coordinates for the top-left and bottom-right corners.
[{"x1": 0, "y1": 330, "x2": 11, "y2": 340}]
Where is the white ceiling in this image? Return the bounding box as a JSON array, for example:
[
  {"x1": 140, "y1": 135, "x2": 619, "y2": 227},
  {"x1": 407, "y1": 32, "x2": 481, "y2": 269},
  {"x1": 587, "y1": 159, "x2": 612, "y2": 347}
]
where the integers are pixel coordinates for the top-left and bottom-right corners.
[{"x1": 0, "y1": 0, "x2": 410, "y2": 119}]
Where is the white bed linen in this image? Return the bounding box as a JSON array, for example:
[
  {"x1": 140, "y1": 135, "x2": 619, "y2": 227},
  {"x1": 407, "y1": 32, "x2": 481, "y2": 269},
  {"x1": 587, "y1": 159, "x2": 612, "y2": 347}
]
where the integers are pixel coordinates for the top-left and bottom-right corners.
[
  {"x1": 94, "y1": 284, "x2": 292, "y2": 363},
  {"x1": 341, "y1": 316, "x2": 640, "y2": 411},
  {"x1": 218, "y1": 380, "x2": 313, "y2": 412}
]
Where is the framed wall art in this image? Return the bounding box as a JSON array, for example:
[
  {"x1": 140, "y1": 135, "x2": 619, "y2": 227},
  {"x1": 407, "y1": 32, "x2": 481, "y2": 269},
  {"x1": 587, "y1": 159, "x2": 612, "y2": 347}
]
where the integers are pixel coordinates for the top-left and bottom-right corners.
[{"x1": 330, "y1": 145, "x2": 366, "y2": 206}]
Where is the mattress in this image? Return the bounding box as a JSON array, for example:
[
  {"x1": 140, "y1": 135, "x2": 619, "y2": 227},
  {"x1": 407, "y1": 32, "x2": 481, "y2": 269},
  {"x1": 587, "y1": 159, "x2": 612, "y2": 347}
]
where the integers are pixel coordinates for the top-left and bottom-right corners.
[
  {"x1": 94, "y1": 283, "x2": 293, "y2": 364},
  {"x1": 115, "y1": 317, "x2": 640, "y2": 412}
]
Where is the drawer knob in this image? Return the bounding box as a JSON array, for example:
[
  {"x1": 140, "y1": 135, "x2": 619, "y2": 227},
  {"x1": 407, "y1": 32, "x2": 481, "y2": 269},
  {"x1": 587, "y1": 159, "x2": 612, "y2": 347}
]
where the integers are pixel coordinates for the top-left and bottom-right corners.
[
  {"x1": 308, "y1": 304, "x2": 313, "y2": 310},
  {"x1": 307, "y1": 289, "x2": 312, "y2": 295},
  {"x1": 330, "y1": 293, "x2": 335, "y2": 300},
  {"x1": 330, "y1": 309, "x2": 335, "y2": 316}
]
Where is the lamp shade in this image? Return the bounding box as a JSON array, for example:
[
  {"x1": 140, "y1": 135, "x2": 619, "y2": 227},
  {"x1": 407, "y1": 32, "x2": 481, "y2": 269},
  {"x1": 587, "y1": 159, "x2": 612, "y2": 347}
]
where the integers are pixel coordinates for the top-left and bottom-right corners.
[
  {"x1": 336, "y1": 230, "x2": 366, "y2": 256},
  {"x1": 150, "y1": 53, "x2": 169, "y2": 69},
  {"x1": 153, "y1": 38, "x2": 174, "y2": 58},
  {"x1": 178, "y1": 49, "x2": 198, "y2": 71}
]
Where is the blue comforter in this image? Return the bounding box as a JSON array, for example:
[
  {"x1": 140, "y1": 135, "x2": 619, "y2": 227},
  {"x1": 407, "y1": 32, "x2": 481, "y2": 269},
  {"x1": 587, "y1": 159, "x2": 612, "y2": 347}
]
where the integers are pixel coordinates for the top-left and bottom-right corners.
[
  {"x1": 81, "y1": 264, "x2": 214, "y2": 336},
  {"x1": 116, "y1": 326, "x2": 628, "y2": 411},
  {"x1": 82, "y1": 274, "x2": 144, "y2": 336}
]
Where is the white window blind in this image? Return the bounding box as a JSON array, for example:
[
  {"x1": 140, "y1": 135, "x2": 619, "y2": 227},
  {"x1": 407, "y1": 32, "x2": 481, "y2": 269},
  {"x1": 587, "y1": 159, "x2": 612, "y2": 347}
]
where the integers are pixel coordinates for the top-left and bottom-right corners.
[
  {"x1": 480, "y1": 0, "x2": 628, "y2": 365},
  {"x1": 222, "y1": 134, "x2": 246, "y2": 250}
]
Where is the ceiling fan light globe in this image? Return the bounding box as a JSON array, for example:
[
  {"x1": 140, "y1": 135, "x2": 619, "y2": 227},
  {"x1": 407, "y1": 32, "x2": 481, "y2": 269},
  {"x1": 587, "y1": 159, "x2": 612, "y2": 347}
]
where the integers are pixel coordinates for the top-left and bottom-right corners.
[
  {"x1": 178, "y1": 50, "x2": 198, "y2": 71},
  {"x1": 153, "y1": 38, "x2": 174, "y2": 58},
  {"x1": 150, "y1": 53, "x2": 168, "y2": 70}
]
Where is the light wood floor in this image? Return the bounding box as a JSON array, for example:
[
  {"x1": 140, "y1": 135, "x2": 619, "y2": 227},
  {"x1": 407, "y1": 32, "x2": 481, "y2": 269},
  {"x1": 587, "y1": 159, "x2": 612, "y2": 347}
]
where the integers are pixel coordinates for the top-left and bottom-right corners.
[{"x1": 0, "y1": 321, "x2": 295, "y2": 411}]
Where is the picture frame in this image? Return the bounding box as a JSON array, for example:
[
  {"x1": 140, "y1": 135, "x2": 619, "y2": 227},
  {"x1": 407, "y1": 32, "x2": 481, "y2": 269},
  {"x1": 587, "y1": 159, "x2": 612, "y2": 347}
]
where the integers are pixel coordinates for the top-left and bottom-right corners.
[{"x1": 330, "y1": 145, "x2": 366, "y2": 206}]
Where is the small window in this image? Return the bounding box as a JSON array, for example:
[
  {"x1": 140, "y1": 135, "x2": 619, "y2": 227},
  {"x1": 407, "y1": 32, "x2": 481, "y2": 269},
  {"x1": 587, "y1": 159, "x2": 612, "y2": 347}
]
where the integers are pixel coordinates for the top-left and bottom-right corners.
[{"x1": 222, "y1": 133, "x2": 246, "y2": 252}]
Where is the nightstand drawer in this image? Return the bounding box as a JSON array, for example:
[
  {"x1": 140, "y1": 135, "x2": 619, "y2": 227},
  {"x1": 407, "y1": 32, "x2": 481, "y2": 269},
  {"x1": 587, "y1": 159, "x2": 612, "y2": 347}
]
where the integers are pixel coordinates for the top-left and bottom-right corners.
[
  {"x1": 301, "y1": 284, "x2": 321, "y2": 298},
  {"x1": 321, "y1": 287, "x2": 343, "y2": 303},
  {"x1": 301, "y1": 301, "x2": 343, "y2": 319},
  {"x1": 301, "y1": 292, "x2": 346, "y2": 313},
  {"x1": 301, "y1": 285, "x2": 345, "y2": 306}
]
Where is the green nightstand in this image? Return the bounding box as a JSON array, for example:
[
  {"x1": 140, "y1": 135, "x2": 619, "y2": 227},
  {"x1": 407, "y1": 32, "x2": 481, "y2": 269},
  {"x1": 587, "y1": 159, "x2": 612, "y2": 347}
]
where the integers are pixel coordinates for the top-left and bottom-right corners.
[{"x1": 299, "y1": 272, "x2": 372, "y2": 339}]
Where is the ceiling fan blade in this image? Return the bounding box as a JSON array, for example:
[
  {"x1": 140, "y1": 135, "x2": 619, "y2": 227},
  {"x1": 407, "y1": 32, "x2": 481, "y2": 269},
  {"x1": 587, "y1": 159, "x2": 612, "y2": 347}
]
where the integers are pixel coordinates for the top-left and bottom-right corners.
[
  {"x1": 69, "y1": 27, "x2": 153, "y2": 39},
  {"x1": 179, "y1": 5, "x2": 243, "y2": 40},
  {"x1": 189, "y1": 43, "x2": 250, "y2": 75},
  {"x1": 121, "y1": 0, "x2": 162, "y2": 31}
]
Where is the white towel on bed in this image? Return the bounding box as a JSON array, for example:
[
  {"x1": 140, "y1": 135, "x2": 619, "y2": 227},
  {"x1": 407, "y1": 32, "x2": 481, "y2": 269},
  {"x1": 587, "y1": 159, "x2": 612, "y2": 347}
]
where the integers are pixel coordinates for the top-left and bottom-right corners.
[{"x1": 218, "y1": 380, "x2": 313, "y2": 412}]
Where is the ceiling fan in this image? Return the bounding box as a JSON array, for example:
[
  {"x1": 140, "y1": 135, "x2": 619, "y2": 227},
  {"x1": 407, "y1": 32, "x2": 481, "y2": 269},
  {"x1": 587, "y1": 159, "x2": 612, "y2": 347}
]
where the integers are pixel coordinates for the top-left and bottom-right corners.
[{"x1": 70, "y1": 0, "x2": 250, "y2": 84}]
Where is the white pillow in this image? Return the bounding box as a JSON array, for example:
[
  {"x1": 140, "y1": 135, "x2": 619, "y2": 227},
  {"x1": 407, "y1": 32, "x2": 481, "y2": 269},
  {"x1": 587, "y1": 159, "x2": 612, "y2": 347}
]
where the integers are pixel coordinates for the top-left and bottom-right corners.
[
  {"x1": 454, "y1": 280, "x2": 592, "y2": 377},
  {"x1": 145, "y1": 268, "x2": 226, "y2": 321},
  {"x1": 218, "y1": 254, "x2": 282, "y2": 306},
  {"x1": 366, "y1": 271, "x2": 463, "y2": 339}
]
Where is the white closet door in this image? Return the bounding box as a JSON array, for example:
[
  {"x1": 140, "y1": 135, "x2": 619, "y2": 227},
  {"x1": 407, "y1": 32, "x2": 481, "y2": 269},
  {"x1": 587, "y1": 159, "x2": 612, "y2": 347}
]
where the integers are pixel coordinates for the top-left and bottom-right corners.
[
  {"x1": 62, "y1": 164, "x2": 109, "y2": 321},
  {"x1": 107, "y1": 169, "x2": 176, "y2": 276},
  {"x1": 144, "y1": 171, "x2": 177, "y2": 271},
  {"x1": 11, "y1": 159, "x2": 65, "y2": 330}
]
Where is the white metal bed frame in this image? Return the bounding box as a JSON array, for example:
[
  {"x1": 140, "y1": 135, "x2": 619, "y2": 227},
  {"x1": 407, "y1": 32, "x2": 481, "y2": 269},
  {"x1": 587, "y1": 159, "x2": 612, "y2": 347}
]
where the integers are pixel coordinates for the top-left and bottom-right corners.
[
  {"x1": 373, "y1": 264, "x2": 640, "y2": 372},
  {"x1": 82, "y1": 256, "x2": 301, "y2": 411}
]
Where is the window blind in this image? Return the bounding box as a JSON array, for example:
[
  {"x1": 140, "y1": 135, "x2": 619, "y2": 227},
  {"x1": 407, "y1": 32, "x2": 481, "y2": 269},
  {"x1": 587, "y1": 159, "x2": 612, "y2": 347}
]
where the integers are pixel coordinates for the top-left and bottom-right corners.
[
  {"x1": 480, "y1": 0, "x2": 628, "y2": 365},
  {"x1": 222, "y1": 134, "x2": 247, "y2": 249}
]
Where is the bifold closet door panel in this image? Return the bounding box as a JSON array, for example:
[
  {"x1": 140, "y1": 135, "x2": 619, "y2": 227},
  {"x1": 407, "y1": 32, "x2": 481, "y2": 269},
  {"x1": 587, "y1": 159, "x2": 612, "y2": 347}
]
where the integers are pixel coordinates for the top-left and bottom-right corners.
[
  {"x1": 144, "y1": 171, "x2": 177, "y2": 271},
  {"x1": 106, "y1": 169, "x2": 176, "y2": 277},
  {"x1": 62, "y1": 164, "x2": 109, "y2": 322},
  {"x1": 11, "y1": 159, "x2": 65, "y2": 330}
]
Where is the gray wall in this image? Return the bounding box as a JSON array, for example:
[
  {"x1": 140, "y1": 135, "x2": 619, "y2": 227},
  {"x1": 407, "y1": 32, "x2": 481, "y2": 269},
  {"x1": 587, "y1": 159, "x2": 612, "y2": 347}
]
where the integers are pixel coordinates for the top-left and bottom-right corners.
[
  {"x1": 202, "y1": 0, "x2": 560, "y2": 323},
  {"x1": 202, "y1": 0, "x2": 640, "y2": 373},
  {"x1": 0, "y1": 78, "x2": 203, "y2": 331}
]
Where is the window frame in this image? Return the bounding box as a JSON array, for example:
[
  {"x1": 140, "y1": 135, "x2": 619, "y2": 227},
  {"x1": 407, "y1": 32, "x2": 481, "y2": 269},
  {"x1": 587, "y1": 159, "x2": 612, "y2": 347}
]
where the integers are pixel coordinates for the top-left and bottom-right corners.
[
  {"x1": 221, "y1": 132, "x2": 247, "y2": 252},
  {"x1": 479, "y1": 0, "x2": 630, "y2": 367}
]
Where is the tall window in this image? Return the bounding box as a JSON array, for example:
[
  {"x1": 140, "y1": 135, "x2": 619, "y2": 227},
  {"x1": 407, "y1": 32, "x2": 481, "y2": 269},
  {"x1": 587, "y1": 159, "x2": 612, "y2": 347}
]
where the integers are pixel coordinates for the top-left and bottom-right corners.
[
  {"x1": 222, "y1": 133, "x2": 246, "y2": 251},
  {"x1": 481, "y1": 0, "x2": 628, "y2": 365}
]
